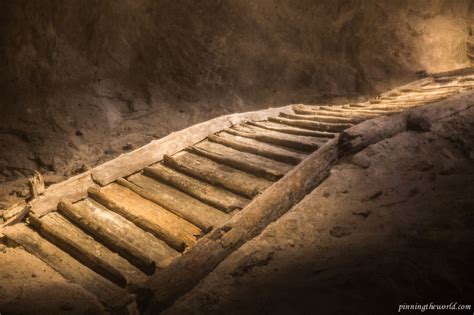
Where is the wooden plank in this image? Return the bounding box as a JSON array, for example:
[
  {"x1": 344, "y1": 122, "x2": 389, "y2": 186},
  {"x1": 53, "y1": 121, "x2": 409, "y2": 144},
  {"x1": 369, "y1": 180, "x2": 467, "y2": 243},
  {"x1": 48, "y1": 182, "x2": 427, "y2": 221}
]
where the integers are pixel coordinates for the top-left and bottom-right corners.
[
  {"x1": 318, "y1": 106, "x2": 400, "y2": 115},
  {"x1": 164, "y1": 152, "x2": 272, "y2": 199},
  {"x1": 144, "y1": 164, "x2": 249, "y2": 213},
  {"x1": 91, "y1": 105, "x2": 293, "y2": 186},
  {"x1": 208, "y1": 132, "x2": 306, "y2": 165},
  {"x1": 226, "y1": 124, "x2": 322, "y2": 152},
  {"x1": 292, "y1": 104, "x2": 379, "y2": 119},
  {"x1": 123, "y1": 175, "x2": 229, "y2": 231},
  {"x1": 268, "y1": 116, "x2": 352, "y2": 132},
  {"x1": 3, "y1": 224, "x2": 131, "y2": 310},
  {"x1": 346, "y1": 103, "x2": 427, "y2": 111},
  {"x1": 89, "y1": 184, "x2": 201, "y2": 252},
  {"x1": 29, "y1": 213, "x2": 146, "y2": 288},
  {"x1": 59, "y1": 199, "x2": 178, "y2": 273},
  {"x1": 145, "y1": 137, "x2": 340, "y2": 312},
  {"x1": 30, "y1": 171, "x2": 97, "y2": 218},
  {"x1": 247, "y1": 120, "x2": 336, "y2": 138},
  {"x1": 279, "y1": 111, "x2": 359, "y2": 124},
  {"x1": 189, "y1": 140, "x2": 292, "y2": 181}
]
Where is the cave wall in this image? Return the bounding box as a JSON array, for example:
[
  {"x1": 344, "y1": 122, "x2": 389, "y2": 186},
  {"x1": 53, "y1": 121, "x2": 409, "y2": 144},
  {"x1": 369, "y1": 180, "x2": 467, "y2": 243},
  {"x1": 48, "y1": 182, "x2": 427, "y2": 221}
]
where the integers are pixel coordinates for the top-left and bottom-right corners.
[{"x1": 0, "y1": 0, "x2": 471, "y2": 195}]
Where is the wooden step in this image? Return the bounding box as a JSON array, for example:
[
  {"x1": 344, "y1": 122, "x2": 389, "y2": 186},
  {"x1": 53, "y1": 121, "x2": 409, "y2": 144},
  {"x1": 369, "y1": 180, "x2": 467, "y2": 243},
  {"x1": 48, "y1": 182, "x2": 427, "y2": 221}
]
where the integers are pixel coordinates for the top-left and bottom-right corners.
[
  {"x1": 318, "y1": 106, "x2": 400, "y2": 115},
  {"x1": 120, "y1": 175, "x2": 229, "y2": 231},
  {"x1": 59, "y1": 199, "x2": 179, "y2": 273},
  {"x1": 189, "y1": 140, "x2": 292, "y2": 181},
  {"x1": 292, "y1": 104, "x2": 380, "y2": 119},
  {"x1": 268, "y1": 116, "x2": 352, "y2": 132},
  {"x1": 89, "y1": 184, "x2": 201, "y2": 252},
  {"x1": 29, "y1": 213, "x2": 146, "y2": 288},
  {"x1": 2, "y1": 224, "x2": 131, "y2": 310},
  {"x1": 279, "y1": 111, "x2": 362, "y2": 124},
  {"x1": 144, "y1": 164, "x2": 249, "y2": 213},
  {"x1": 164, "y1": 152, "x2": 272, "y2": 199},
  {"x1": 226, "y1": 124, "x2": 322, "y2": 152},
  {"x1": 247, "y1": 120, "x2": 336, "y2": 138},
  {"x1": 208, "y1": 132, "x2": 307, "y2": 165},
  {"x1": 346, "y1": 103, "x2": 426, "y2": 111},
  {"x1": 241, "y1": 123, "x2": 327, "y2": 149}
]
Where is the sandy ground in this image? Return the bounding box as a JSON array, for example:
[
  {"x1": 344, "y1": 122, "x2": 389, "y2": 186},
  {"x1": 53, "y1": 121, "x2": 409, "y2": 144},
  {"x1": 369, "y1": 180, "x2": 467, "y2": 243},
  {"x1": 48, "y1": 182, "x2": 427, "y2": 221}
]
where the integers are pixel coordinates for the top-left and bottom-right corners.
[
  {"x1": 0, "y1": 247, "x2": 105, "y2": 314},
  {"x1": 1, "y1": 107, "x2": 473, "y2": 314}
]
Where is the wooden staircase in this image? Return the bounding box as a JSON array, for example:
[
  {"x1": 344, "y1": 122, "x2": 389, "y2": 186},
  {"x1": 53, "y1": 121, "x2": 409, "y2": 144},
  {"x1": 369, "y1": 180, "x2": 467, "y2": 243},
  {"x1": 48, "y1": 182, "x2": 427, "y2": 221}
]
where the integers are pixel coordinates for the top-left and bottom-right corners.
[{"x1": 2, "y1": 69, "x2": 474, "y2": 313}]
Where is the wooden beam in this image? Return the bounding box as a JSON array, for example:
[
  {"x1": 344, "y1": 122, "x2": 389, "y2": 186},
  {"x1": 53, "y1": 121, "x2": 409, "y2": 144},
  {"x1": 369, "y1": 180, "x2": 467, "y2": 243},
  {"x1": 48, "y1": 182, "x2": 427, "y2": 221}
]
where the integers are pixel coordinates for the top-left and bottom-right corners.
[{"x1": 91, "y1": 106, "x2": 292, "y2": 186}]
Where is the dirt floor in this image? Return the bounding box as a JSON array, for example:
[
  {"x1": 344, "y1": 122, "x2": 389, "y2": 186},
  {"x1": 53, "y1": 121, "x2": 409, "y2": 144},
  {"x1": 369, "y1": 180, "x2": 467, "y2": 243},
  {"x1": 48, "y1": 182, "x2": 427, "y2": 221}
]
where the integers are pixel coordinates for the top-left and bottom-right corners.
[{"x1": 1, "y1": 104, "x2": 473, "y2": 314}]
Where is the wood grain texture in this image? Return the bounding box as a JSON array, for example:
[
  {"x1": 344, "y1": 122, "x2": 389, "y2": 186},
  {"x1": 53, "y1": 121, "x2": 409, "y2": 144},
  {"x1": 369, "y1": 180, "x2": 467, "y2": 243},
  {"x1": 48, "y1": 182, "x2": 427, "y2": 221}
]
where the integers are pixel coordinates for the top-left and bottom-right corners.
[
  {"x1": 89, "y1": 184, "x2": 201, "y2": 252},
  {"x1": 144, "y1": 164, "x2": 249, "y2": 212}
]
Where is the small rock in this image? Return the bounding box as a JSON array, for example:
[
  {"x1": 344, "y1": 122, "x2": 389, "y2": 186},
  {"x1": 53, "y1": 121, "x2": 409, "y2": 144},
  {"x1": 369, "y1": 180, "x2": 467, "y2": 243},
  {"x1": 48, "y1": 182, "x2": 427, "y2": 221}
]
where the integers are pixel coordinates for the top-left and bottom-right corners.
[
  {"x1": 439, "y1": 163, "x2": 455, "y2": 175},
  {"x1": 60, "y1": 302, "x2": 74, "y2": 311},
  {"x1": 104, "y1": 148, "x2": 117, "y2": 155},
  {"x1": 322, "y1": 191, "x2": 330, "y2": 198},
  {"x1": 330, "y1": 226, "x2": 352, "y2": 238},
  {"x1": 362, "y1": 190, "x2": 382, "y2": 202},
  {"x1": 407, "y1": 116, "x2": 431, "y2": 132},
  {"x1": 441, "y1": 148, "x2": 457, "y2": 161},
  {"x1": 351, "y1": 151, "x2": 371, "y2": 168},
  {"x1": 31, "y1": 273, "x2": 37, "y2": 278},
  {"x1": 28, "y1": 171, "x2": 45, "y2": 199},
  {"x1": 75, "y1": 130, "x2": 83, "y2": 136},
  {"x1": 122, "y1": 143, "x2": 133, "y2": 151},
  {"x1": 413, "y1": 160, "x2": 434, "y2": 172},
  {"x1": 18, "y1": 188, "x2": 30, "y2": 198},
  {"x1": 408, "y1": 187, "x2": 419, "y2": 197},
  {"x1": 73, "y1": 164, "x2": 88, "y2": 175},
  {"x1": 351, "y1": 210, "x2": 371, "y2": 218}
]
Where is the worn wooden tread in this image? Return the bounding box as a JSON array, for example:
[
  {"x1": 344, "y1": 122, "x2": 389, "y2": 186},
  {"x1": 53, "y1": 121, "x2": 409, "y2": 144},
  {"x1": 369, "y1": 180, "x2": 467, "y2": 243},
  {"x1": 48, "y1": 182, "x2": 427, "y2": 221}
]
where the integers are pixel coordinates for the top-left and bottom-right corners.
[
  {"x1": 247, "y1": 120, "x2": 336, "y2": 138},
  {"x1": 293, "y1": 105, "x2": 380, "y2": 119},
  {"x1": 120, "y1": 175, "x2": 229, "y2": 232},
  {"x1": 279, "y1": 111, "x2": 360, "y2": 124},
  {"x1": 89, "y1": 184, "x2": 201, "y2": 252},
  {"x1": 164, "y1": 151, "x2": 272, "y2": 199},
  {"x1": 229, "y1": 124, "x2": 325, "y2": 152},
  {"x1": 2, "y1": 224, "x2": 131, "y2": 310},
  {"x1": 226, "y1": 124, "x2": 321, "y2": 152},
  {"x1": 29, "y1": 212, "x2": 146, "y2": 288},
  {"x1": 144, "y1": 163, "x2": 249, "y2": 212},
  {"x1": 190, "y1": 140, "x2": 292, "y2": 181},
  {"x1": 60, "y1": 199, "x2": 178, "y2": 273},
  {"x1": 209, "y1": 132, "x2": 307, "y2": 165},
  {"x1": 268, "y1": 116, "x2": 352, "y2": 132}
]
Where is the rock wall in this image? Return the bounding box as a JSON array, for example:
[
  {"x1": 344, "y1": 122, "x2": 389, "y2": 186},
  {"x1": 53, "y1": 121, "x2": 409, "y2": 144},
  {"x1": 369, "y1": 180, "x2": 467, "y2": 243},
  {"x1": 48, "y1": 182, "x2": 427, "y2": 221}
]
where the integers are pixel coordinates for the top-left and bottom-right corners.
[{"x1": 0, "y1": 0, "x2": 471, "y2": 205}]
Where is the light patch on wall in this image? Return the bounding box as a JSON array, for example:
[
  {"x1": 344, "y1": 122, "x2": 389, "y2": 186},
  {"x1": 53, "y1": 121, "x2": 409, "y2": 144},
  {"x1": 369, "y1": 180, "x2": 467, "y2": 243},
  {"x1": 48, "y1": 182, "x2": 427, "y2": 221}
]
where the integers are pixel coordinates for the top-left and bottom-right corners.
[{"x1": 412, "y1": 16, "x2": 470, "y2": 72}]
